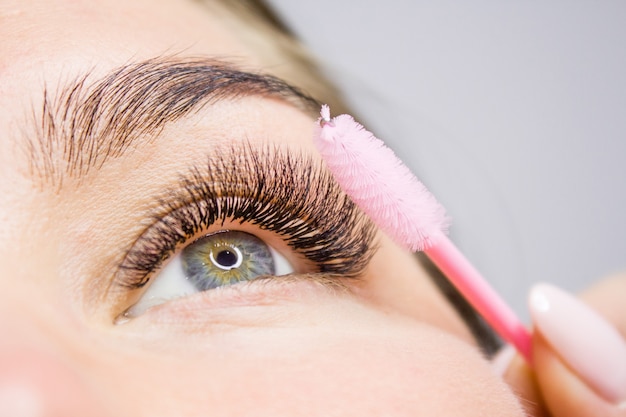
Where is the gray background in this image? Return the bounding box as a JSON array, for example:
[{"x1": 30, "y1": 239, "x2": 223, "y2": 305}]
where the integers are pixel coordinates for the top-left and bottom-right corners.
[{"x1": 268, "y1": 1, "x2": 626, "y2": 317}]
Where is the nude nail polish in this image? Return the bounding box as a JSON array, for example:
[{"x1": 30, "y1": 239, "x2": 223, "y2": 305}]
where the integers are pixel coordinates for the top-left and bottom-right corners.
[{"x1": 529, "y1": 283, "x2": 626, "y2": 405}]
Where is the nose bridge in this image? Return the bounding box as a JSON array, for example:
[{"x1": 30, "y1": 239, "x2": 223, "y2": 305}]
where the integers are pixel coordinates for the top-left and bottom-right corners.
[
  {"x1": 0, "y1": 295, "x2": 112, "y2": 417},
  {"x1": 0, "y1": 276, "x2": 62, "y2": 351},
  {"x1": 0, "y1": 324, "x2": 114, "y2": 417},
  {"x1": 0, "y1": 344, "x2": 88, "y2": 416}
]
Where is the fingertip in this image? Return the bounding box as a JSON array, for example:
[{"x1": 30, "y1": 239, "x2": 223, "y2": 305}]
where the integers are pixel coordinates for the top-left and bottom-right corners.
[
  {"x1": 532, "y1": 334, "x2": 624, "y2": 417},
  {"x1": 528, "y1": 283, "x2": 626, "y2": 405}
]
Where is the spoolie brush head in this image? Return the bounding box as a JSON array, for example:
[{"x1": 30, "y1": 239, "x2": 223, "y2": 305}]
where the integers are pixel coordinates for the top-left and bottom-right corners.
[
  {"x1": 313, "y1": 105, "x2": 449, "y2": 252},
  {"x1": 313, "y1": 108, "x2": 533, "y2": 361}
]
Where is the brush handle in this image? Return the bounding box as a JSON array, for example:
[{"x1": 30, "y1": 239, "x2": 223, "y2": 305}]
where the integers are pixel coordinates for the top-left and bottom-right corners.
[{"x1": 425, "y1": 234, "x2": 532, "y2": 362}]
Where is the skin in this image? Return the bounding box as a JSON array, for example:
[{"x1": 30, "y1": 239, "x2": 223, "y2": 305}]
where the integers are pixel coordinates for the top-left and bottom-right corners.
[{"x1": 0, "y1": 1, "x2": 623, "y2": 416}]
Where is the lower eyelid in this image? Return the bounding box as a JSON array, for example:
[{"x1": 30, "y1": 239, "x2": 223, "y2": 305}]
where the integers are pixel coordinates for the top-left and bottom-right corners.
[{"x1": 115, "y1": 276, "x2": 349, "y2": 328}]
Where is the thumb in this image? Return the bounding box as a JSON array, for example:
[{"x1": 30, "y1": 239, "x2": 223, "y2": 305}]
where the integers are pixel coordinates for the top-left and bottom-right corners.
[{"x1": 528, "y1": 282, "x2": 626, "y2": 417}]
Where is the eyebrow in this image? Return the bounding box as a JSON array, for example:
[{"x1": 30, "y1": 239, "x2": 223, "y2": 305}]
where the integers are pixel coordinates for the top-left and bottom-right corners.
[{"x1": 25, "y1": 57, "x2": 319, "y2": 189}]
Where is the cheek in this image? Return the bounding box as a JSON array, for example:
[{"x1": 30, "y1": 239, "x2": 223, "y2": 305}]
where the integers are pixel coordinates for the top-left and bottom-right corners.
[
  {"x1": 0, "y1": 347, "x2": 112, "y2": 417},
  {"x1": 103, "y1": 306, "x2": 524, "y2": 416},
  {"x1": 361, "y1": 238, "x2": 476, "y2": 345}
]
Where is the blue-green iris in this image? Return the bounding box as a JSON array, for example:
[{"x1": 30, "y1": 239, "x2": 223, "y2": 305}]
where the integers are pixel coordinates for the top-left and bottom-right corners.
[{"x1": 181, "y1": 230, "x2": 275, "y2": 291}]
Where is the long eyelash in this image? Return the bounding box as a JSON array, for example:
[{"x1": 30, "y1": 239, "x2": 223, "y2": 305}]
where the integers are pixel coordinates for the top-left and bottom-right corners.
[{"x1": 115, "y1": 144, "x2": 377, "y2": 289}]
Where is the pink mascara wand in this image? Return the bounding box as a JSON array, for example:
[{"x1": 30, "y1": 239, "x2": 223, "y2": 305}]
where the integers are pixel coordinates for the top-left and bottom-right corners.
[{"x1": 313, "y1": 105, "x2": 532, "y2": 362}]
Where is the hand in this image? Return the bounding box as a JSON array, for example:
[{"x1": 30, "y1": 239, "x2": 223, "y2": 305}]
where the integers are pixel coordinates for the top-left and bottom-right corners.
[{"x1": 497, "y1": 275, "x2": 626, "y2": 417}]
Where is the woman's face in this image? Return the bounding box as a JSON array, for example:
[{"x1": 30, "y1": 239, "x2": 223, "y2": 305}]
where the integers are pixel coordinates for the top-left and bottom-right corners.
[{"x1": 0, "y1": 0, "x2": 525, "y2": 415}]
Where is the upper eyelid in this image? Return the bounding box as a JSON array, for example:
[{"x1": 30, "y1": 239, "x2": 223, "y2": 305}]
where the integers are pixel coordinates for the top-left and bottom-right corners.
[{"x1": 111, "y1": 144, "x2": 377, "y2": 293}]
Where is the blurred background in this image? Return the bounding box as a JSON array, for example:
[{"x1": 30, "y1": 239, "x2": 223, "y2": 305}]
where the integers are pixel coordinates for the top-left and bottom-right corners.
[{"x1": 267, "y1": 1, "x2": 626, "y2": 317}]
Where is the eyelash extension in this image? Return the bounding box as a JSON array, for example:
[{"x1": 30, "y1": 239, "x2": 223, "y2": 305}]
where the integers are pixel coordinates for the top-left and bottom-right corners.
[{"x1": 115, "y1": 144, "x2": 378, "y2": 289}]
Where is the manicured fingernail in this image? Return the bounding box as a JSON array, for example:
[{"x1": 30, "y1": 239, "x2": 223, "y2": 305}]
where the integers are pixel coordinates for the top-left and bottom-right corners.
[{"x1": 529, "y1": 283, "x2": 626, "y2": 405}]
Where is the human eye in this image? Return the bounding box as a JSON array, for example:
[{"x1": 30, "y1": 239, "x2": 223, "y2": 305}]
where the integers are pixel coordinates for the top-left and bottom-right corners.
[
  {"x1": 112, "y1": 145, "x2": 377, "y2": 321},
  {"x1": 120, "y1": 230, "x2": 296, "y2": 319}
]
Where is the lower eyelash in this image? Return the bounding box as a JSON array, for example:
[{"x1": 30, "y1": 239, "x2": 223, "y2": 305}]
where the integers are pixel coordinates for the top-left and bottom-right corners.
[{"x1": 115, "y1": 144, "x2": 377, "y2": 289}]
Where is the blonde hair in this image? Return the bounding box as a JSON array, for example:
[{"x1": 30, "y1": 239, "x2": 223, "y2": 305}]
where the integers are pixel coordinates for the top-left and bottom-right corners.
[{"x1": 196, "y1": 0, "x2": 353, "y2": 116}]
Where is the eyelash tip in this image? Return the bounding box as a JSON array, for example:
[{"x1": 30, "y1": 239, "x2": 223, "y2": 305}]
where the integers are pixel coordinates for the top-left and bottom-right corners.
[{"x1": 112, "y1": 145, "x2": 378, "y2": 296}]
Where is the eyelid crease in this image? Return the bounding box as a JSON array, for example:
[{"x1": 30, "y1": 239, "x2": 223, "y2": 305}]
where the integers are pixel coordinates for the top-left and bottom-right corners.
[{"x1": 112, "y1": 143, "x2": 377, "y2": 293}]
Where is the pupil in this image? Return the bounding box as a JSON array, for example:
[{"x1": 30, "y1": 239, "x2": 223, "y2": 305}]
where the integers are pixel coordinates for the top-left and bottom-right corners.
[{"x1": 216, "y1": 249, "x2": 238, "y2": 267}]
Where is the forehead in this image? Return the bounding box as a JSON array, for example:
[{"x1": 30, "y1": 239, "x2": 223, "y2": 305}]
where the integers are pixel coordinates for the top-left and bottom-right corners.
[
  {"x1": 0, "y1": 0, "x2": 250, "y2": 61},
  {"x1": 0, "y1": 0, "x2": 256, "y2": 124}
]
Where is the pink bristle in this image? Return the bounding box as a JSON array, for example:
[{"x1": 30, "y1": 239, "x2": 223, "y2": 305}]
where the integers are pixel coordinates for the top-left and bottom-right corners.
[
  {"x1": 314, "y1": 107, "x2": 449, "y2": 252},
  {"x1": 313, "y1": 105, "x2": 533, "y2": 362}
]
